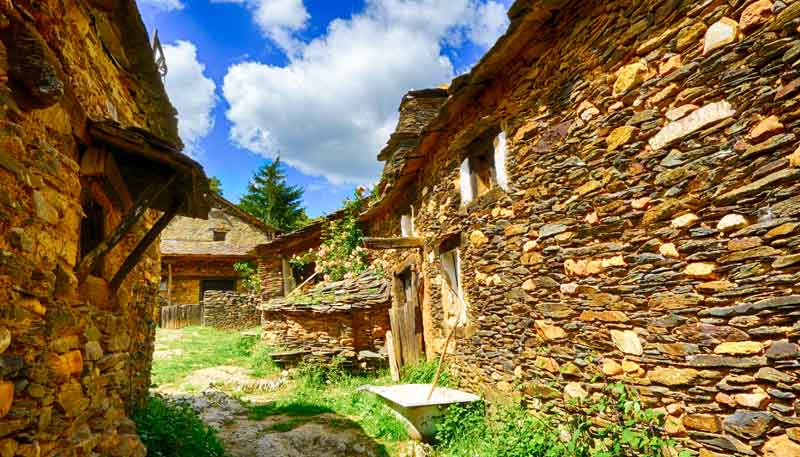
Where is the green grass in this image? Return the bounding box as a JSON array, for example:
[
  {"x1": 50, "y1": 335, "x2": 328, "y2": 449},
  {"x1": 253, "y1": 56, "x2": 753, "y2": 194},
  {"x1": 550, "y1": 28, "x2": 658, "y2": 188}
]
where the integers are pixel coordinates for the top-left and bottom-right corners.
[
  {"x1": 152, "y1": 326, "x2": 279, "y2": 387},
  {"x1": 133, "y1": 396, "x2": 226, "y2": 457}
]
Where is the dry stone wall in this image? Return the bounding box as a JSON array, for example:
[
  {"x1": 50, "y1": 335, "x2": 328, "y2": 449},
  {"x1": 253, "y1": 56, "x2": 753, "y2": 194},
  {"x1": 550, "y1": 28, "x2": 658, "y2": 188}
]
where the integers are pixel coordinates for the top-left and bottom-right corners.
[
  {"x1": 202, "y1": 291, "x2": 260, "y2": 330},
  {"x1": 369, "y1": 1, "x2": 800, "y2": 456}
]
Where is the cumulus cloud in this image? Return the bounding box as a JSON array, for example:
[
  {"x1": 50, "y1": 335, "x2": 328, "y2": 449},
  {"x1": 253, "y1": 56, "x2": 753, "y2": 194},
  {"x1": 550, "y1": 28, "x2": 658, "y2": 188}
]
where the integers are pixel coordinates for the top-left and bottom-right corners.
[
  {"x1": 213, "y1": 0, "x2": 309, "y2": 55},
  {"x1": 139, "y1": 0, "x2": 184, "y2": 11},
  {"x1": 163, "y1": 41, "x2": 217, "y2": 156},
  {"x1": 222, "y1": 0, "x2": 509, "y2": 185}
]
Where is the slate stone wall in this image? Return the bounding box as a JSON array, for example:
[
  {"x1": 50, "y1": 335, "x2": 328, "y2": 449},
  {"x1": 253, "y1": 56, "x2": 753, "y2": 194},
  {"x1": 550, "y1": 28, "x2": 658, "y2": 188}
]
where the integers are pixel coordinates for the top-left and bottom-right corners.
[
  {"x1": 0, "y1": 1, "x2": 176, "y2": 455},
  {"x1": 369, "y1": 1, "x2": 800, "y2": 455},
  {"x1": 202, "y1": 291, "x2": 260, "y2": 330}
]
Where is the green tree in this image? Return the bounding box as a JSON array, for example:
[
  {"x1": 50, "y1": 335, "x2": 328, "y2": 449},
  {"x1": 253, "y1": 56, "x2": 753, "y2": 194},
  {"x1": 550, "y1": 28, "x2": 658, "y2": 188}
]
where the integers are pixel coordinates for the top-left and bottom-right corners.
[
  {"x1": 208, "y1": 176, "x2": 223, "y2": 195},
  {"x1": 239, "y1": 158, "x2": 308, "y2": 232}
]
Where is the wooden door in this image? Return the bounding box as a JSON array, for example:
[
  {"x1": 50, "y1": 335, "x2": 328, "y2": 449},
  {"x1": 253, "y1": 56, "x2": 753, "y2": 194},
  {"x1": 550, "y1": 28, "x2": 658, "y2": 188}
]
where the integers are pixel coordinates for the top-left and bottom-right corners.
[{"x1": 389, "y1": 264, "x2": 424, "y2": 372}]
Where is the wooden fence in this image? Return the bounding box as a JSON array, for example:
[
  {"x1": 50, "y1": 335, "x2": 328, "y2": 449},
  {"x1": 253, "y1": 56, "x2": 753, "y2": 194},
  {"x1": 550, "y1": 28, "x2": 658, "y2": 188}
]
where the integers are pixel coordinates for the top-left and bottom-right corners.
[{"x1": 160, "y1": 304, "x2": 202, "y2": 329}]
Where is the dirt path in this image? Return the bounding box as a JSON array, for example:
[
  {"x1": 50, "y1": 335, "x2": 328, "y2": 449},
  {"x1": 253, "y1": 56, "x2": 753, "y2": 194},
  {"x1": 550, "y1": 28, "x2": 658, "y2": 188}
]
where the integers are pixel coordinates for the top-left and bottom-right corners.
[{"x1": 155, "y1": 370, "x2": 393, "y2": 457}]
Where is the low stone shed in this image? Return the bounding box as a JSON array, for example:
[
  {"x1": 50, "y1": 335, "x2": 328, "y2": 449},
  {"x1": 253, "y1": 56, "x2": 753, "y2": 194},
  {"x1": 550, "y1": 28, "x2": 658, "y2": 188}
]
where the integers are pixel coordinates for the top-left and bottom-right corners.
[{"x1": 259, "y1": 272, "x2": 391, "y2": 359}]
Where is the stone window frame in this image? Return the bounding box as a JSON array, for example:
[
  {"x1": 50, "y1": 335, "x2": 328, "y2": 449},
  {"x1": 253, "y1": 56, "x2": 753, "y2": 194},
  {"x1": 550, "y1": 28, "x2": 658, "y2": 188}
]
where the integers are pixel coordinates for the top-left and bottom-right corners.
[
  {"x1": 212, "y1": 230, "x2": 227, "y2": 241},
  {"x1": 459, "y1": 129, "x2": 510, "y2": 206}
]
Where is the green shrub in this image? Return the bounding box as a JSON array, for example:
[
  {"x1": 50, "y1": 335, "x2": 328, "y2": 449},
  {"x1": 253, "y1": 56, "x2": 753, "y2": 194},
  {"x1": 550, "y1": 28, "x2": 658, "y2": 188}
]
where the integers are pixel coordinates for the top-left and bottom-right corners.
[
  {"x1": 132, "y1": 396, "x2": 226, "y2": 457},
  {"x1": 400, "y1": 360, "x2": 453, "y2": 386}
]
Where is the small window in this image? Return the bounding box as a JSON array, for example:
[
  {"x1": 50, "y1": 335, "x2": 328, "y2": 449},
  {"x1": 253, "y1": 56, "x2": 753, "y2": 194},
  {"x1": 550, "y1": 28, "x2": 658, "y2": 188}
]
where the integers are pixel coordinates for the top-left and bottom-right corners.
[
  {"x1": 439, "y1": 248, "x2": 467, "y2": 327},
  {"x1": 159, "y1": 278, "x2": 167, "y2": 291},
  {"x1": 80, "y1": 198, "x2": 105, "y2": 276},
  {"x1": 460, "y1": 131, "x2": 509, "y2": 205},
  {"x1": 213, "y1": 230, "x2": 227, "y2": 241}
]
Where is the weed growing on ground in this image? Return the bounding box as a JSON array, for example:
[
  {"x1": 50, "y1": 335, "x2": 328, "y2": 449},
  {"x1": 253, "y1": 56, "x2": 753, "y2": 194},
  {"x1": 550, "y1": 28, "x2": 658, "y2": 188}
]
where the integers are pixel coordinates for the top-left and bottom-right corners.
[
  {"x1": 400, "y1": 359, "x2": 453, "y2": 386},
  {"x1": 152, "y1": 326, "x2": 278, "y2": 386},
  {"x1": 133, "y1": 396, "x2": 226, "y2": 457}
]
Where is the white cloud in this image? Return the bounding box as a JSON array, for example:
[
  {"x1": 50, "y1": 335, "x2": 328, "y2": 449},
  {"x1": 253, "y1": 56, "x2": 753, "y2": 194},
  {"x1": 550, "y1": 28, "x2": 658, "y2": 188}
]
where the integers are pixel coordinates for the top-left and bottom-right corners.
[
  {"x1": 468, "y1": 1, "x2": 509, "y2": 47},
  {"x1": 163, "y1": 41, "x2": 217, "y2": 156},
  {"x1": 213, "y1": 0, "x2": 309, "y2": 55},
  {"x1": 139, "y1": 0, "x2": 184, "y2": 11},
  {"x1": 222, "y1": 0, "x2": 509, "y2": 185}
]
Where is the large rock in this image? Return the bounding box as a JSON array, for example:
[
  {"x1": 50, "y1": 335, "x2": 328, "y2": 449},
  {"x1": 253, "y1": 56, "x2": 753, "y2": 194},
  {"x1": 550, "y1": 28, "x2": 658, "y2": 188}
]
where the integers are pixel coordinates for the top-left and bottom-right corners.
[
  {"x1": 613, "y1": 62, "x2": 647, "y2": 96},
  {"x1": 0, "y1": 329, "x2": 9, "y2": 354},
  {"x1": 723, "y1": 410, "x2": 774, "y2": 439},
  {"x1": 714, "y1": 341, "x2": 763, "y2": 355},
  {"x1": 606, "y1": 126, "x2": 637, "y2": 151},
  {"x1": 534, "y1": 320, "x2": 566, "y2": 340},
  {"x1": 739, "y1": 0, "x2": 773, "y2": 32},
  {"x1": 0, "y1": 382, "x2": 12, "y2": 418}
]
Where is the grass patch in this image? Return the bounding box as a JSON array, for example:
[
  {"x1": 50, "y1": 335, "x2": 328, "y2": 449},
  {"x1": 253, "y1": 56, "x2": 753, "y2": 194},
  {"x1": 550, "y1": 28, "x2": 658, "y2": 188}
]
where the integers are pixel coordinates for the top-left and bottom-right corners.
[
  {"x1": 152, "y1": 326, "x2": 278, "y2": 386},
  {"x1": 133, "y1": 396, "x2": 225, "y2": 457}
]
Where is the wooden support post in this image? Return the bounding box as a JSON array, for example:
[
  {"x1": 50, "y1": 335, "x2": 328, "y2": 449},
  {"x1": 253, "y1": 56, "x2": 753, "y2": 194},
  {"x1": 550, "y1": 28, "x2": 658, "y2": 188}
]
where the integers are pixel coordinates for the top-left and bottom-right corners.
[
  {"x1": 78, "y1": 174, "x2": 177, "y2": 280},
  {"x1": 363, "y1": 237, "x2": 424, "y2": 250},
  {"x1": 167, "y1": 263, "x2": 173, "y2": 306},
  {"x1": 110, "y1": 198, "x2": 182, "y2": 290}
]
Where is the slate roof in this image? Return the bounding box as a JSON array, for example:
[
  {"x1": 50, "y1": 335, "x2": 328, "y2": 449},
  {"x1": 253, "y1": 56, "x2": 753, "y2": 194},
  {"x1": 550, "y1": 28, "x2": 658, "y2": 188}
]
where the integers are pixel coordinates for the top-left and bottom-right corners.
[{"x1": 259, "y1": 272, "x2": 390, "y2": 313}]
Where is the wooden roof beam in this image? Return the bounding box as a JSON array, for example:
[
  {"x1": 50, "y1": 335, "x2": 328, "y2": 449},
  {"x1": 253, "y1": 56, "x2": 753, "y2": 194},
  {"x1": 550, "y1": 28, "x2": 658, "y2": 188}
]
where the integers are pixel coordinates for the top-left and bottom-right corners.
[{"x1": 363, "y1": 237, "x2": 423, "y2": 250}]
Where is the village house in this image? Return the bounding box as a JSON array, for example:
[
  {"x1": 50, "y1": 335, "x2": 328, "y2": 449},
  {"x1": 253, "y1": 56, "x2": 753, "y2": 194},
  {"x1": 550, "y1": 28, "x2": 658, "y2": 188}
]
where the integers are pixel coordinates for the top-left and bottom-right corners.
[
  {"x1": 247, "y1": 0, "x2": 800, "y2": 455},
  {"x1": 160, "y1": 193, "x2": 276, "y2": 306},
  {"x1": 355, "y1": 1, "x2": 800, "y2": 456},
  {"x1": 0, "y1": 1, "x2": 209, "y2": 455}
]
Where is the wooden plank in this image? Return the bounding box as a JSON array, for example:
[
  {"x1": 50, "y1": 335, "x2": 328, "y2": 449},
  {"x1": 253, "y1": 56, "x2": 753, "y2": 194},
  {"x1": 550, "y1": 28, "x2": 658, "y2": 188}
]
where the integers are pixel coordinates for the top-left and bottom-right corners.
[
  {"x1": 104, "y1": 152, "x2": 133, "y2": 210},
  {"x1": 386, "y1": 330, "x2": 400, "y2": 381},
  {"x1": 167, "y1": 263, "x2": 172, "y2": 306},
  {"x1": 363, "y1": 237, "x2": 423, "y2": 250},
  {"x1": 78, "y1": 173, "x2": 177, "y2": 280},
  {"x1": 80, "y1": 147, "x2": 107, "y2": 176},
  {"x1": 110, "y1": 198, "x2": 182, "y2": 290}
]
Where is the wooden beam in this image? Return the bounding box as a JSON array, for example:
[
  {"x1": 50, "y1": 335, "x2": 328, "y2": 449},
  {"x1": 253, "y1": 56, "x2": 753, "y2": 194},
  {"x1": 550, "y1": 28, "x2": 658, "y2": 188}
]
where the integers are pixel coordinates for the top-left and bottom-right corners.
[
  {"x1": 363, "y1": 237, "x2": 423, "y2": 250},
  {"x1": 77, "y1": 174, "x2": 177, "y2": 280},
  {"x1": 167, "y1": 263, "x2": 172, "y2": 307},
  {"x1": 110, "y1": 198, "x2": 182, "y2": 290}
]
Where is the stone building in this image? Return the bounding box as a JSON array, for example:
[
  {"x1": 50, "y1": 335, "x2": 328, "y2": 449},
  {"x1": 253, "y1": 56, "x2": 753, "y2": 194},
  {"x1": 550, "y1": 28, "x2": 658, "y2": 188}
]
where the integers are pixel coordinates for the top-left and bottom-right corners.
[
  {"x1": 160, "y1": 193, "x2": 276, "y2": 305},
  {"x1": 355, "y1": 1, "x2": 800, "y2": 456},
  {"x1": 0, "y1": 1, "x2": 209, "y2": 455}
]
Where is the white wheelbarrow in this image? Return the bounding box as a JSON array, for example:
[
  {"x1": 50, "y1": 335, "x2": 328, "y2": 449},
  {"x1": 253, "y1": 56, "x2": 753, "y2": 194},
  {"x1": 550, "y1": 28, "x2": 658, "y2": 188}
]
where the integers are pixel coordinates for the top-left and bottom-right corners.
[{"x1": 363, "y1": 384, "x2": 481, "y2": 442}]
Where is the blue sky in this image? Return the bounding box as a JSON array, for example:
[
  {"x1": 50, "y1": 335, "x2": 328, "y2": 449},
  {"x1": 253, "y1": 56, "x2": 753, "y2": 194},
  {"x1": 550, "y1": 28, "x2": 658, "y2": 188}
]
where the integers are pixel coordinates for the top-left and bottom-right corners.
[{"x1": 137, "y1": 0, "x2": 512, "y2": 217}]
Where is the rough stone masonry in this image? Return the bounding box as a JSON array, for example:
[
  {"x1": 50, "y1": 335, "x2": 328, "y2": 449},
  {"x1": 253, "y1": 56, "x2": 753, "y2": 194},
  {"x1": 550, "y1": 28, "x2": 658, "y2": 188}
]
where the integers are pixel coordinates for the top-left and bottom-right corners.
[
  {"x1": 0, "y1": 1, "x2": 208, "y2": 456},
  {"x1": 362, "y1": 1, "x2": 800, "y2": 456}
]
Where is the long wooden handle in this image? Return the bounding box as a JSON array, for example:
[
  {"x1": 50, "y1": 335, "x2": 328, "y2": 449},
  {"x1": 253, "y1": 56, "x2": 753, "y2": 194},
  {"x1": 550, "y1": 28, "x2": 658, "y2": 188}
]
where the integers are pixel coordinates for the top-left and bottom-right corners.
[
  {"x1": 426, "y1": 280, "x2": 466, "y2": 400},
  {"x1": 287, "y1": 271, "x2": 318, "y2": 297}
]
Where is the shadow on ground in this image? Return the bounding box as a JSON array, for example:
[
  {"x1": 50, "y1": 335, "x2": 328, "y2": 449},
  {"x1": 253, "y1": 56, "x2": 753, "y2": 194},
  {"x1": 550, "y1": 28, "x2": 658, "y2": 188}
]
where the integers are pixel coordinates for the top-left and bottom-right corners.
[{"x1": 163, "y1": 389, "x2": 390, "y2": 457}]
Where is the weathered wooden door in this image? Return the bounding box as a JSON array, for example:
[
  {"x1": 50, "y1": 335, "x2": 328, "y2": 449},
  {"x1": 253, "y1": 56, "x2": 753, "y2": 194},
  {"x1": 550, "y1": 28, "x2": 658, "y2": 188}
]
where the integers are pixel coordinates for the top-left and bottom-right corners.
[{"x1": 389, "y1": 264, "x2": 424, "y2": 373}]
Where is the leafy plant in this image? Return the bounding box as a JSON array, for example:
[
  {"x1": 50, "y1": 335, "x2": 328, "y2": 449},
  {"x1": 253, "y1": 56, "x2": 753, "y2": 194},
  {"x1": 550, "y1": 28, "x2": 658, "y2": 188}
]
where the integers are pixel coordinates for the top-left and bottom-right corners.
[
  {"x1": 401, "y1": 360, "x2": 453, "y2": 387},
  {"x1": 291, "y1": 191, "x2": 369, "y2": 282},
  {"x1": 132, "y1": 396, "x2": 226, "y2": 457},
  {"x1": 233, "y1": 261, "x2": 260, "y2": 293}
]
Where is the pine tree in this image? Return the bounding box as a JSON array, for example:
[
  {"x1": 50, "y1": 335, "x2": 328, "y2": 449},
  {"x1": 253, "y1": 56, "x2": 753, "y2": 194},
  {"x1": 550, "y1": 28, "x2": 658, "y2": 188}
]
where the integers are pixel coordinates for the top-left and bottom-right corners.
[{"x1": 239, "y1": 158, "x2": 308, "y2": 232}]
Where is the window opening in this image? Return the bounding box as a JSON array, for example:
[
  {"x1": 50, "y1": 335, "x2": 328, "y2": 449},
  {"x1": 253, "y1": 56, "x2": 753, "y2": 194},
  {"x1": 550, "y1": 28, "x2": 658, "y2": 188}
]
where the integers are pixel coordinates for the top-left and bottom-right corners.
[
  {"x1": 401, "y1": 213, "x2": 414, "y2": 237},
  {"x1": 439, "y1": 248, "x2": 467, "y2": 326},
  {"x1": 459, "y1": 131, "x2": 509, "y2": 205},
  {"x1": 213, "y1": 230, "x2": 227, "y2": 241},
  {"x1": 80, "y1": 198, "x2": 105, "y2": 276}
]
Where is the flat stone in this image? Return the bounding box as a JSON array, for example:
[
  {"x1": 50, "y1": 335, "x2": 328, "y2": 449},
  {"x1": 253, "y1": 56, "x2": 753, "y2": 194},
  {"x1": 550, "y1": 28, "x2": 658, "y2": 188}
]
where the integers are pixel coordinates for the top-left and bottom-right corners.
[
  {"x1": 764, "y1": 435, "x2": 800, "y2": 457},
  {"x1": 606, "y1": 126, "x2": 637, "y2": 151},
  {"x1": 723, "y1": 410, "x2": 774, "y2": 439},
  {"x1": 696, "y1": 280, "x2": 736, "y2": 292},
  {"x1": 684, "y1": 414, "x2": 720, "y2": 432},
  {"x1": 648, "y1": 367, "x2": 700, "y2": 386},
  {"x1": 539, "y1": 223, "x2": 567, "y2": 239},
  {"x1": 579, "y1": 310, "x2": 629, "y2": 322},
  {"x1": 790, "y1": 146, "x2": 800, "y2": 167},
  {"x1": 773, "y1": 254, "x2": 800, "y2": 268},
  {"x1": 613, "y1": 61, "x2": 648, "y2": 96},
  {"x1": 602, "y1": 359, "x2": 623, "y2": 376},
  {"x1": 676, "y1": 22, "x2": 707, "y2": 50},
  {"x1": 703, "y1": 17, "x2": 738, "y2": 55},
  {"x1": 694, "y1": 432, "x2": 754, "y2": 455},
  {"x1": 714, "y1": 341, "x2": 763, "y2": 355},
  {"x1": 469, "y1": 230, "x2": 488, "y2": 246},
  {"x1": 717, "y1": 214, "x2": 748, "y2": 231},
  {"x1": 717, "y1": 168, "x2": 800, "y2": 203},
  {"x1": 650, "y1": 101, "x2": 735, "y2": 150},
  {"x1": 524, "y1": 383, "x2": 560, "y2": 399},
  {"x1": 534, "y1": 356, "x2": 559, "y2": 373},
  {"x1": 747, "y1": 115, "x2": 783, "y2": 142},
  {"x1": 740, "y1": 0, "x2": 774, "y2": 32},
  {"x1": 700, "y1": 295, "x2": 800, "y2": 317},
  {"x1": 659, "y1": 242, "x2": 679, "y2": 258},
  {"x1": 535, "y1": 320, "x2": 566, "y2": 340},
  {"x1": 733, "y1": 388, "x2": 770, "y2": 408},
  {"x1": 688, "y1": 355, "x2": 767, "y2": 368},
  {"x1": 765, "y1": 340, "x2": 800, "y2": 359},
  {"x1": 610, "y1": 329, "x2": 643, "y2": 355},
  {"x1": 56, "y1": 384, "x2": 87, "y2": 418},
  {"x1": 666, "y1": 104, "x2": 698, "y2": 121},
  {"x1": 743, "y1": 133, "x2": 796, "y2": 160},
  {"x1": 671, "y1": 213, "x2": 699, "y2": 228},
  {"x1": 719, "y1": 245, "x2": 781, "y2": 263},
  {"x1": 684, "y1": 262, "x2": 716, "y2": 278},
  {"x1": 0, "y1": 382, "x2": 12, "y2": 418},
  {"x1": 776, "y1": 77, "x2": 800, "y2": 101},
  {"x1": 728, "y1": 237, "x2": 762, "y2": 251}
]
